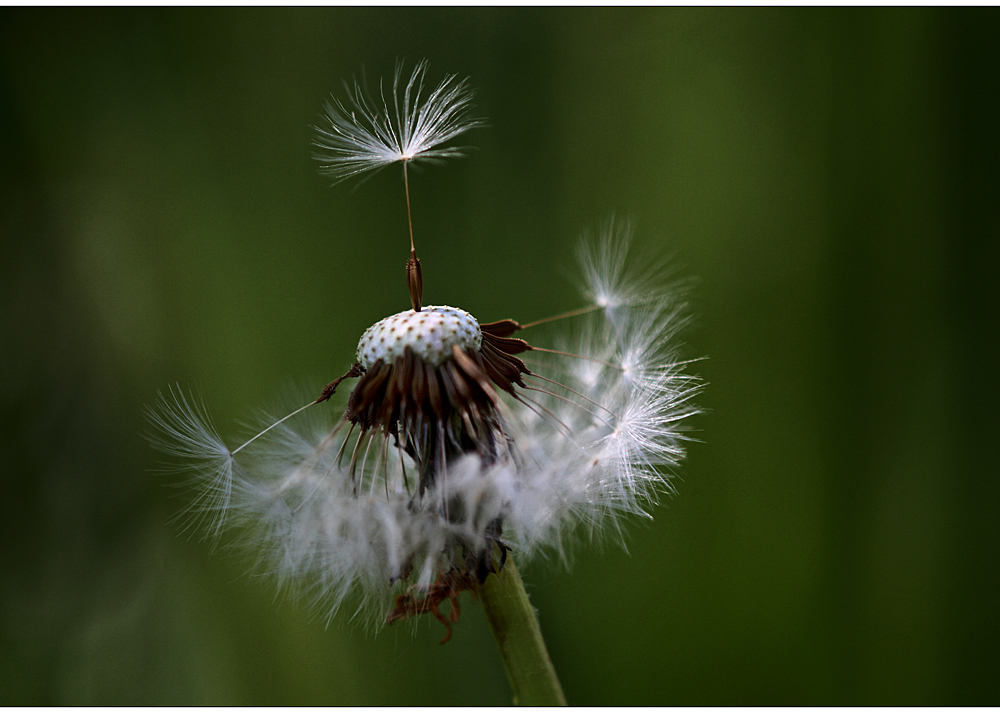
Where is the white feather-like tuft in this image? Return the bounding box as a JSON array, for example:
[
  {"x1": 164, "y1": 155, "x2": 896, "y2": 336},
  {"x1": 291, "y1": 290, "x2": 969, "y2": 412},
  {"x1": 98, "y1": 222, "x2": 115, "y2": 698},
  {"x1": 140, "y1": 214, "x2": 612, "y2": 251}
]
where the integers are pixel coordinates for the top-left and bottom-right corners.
[
  {"x1": 313, "y1": 59, "x2": 484, "y2": 181},
  {"x1": 144, "y1": 386, "x2": 235, "y2": 541}
]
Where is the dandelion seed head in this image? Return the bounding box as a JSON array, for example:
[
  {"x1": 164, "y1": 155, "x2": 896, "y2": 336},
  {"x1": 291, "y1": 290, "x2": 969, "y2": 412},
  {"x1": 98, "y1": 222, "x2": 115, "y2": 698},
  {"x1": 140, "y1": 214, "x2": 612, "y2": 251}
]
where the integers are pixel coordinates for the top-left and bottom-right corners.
[{"x1": 147, "y1": 222, "x2": 701, "y2": 626}]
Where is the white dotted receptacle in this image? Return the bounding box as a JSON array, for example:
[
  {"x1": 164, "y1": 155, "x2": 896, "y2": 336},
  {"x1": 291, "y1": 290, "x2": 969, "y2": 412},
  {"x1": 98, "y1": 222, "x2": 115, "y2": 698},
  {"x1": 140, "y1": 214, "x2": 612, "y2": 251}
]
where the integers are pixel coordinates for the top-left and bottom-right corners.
[{"x1": 356, "y1": 305, "x2": 482, "y2": 368}]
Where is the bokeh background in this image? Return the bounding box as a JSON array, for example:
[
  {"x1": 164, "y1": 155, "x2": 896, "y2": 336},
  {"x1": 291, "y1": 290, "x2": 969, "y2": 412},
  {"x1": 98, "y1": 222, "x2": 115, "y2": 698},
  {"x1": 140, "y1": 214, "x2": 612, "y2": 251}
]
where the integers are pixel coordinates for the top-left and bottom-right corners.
[{"x1": 2, "y1": 7, "x2": 998, "y2": 705}]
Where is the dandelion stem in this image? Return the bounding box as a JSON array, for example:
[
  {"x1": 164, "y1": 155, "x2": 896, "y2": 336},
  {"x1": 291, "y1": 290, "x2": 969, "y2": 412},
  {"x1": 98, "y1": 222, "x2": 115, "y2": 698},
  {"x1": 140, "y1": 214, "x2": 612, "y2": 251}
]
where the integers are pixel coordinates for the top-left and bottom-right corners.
[
  {"x1": 480, "y1": 555, "x2": 567, "y2": 706},
  {"x1": 403, "y1": 160, "x2": 415, "y2": 253}
]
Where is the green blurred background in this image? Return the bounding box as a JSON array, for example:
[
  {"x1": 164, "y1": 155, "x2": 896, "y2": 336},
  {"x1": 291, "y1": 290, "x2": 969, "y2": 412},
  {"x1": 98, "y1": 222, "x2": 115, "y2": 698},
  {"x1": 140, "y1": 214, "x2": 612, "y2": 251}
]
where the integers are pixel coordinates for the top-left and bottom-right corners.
[{"x1": 2, "y1": 7, "x2": 998, "y2": 705}]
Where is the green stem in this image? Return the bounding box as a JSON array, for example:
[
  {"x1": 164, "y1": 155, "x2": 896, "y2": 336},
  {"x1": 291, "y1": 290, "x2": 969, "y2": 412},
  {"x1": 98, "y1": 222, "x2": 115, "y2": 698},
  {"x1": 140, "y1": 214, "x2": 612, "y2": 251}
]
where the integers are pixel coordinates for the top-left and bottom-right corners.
[{"x1": 479, "y1": 554, "x2": 567, "y2": 706}]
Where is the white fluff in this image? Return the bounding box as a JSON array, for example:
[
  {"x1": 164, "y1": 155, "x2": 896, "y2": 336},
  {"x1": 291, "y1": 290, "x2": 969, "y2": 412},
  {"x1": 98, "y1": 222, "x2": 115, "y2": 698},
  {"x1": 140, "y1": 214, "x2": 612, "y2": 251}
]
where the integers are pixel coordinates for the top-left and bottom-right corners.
[
  {"x1": 147, "y1": 222, "x2": 702, "y2": 625},
  {"x1": 313, "y1": 59, "x2": 484, "y2": 181}
]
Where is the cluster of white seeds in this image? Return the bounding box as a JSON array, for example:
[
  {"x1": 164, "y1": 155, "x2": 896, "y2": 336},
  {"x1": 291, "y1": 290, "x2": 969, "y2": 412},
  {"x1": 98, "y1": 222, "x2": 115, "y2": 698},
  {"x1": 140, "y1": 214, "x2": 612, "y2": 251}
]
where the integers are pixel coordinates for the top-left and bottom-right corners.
[{"x1": 355, "y1": 305, "x2": 483, "y2": 368}]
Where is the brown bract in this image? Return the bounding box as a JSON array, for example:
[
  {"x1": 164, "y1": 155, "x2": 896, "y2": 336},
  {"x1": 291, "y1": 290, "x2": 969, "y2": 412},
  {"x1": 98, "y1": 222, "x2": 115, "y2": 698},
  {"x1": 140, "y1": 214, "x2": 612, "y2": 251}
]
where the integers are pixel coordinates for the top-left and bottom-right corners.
[
  {"x1": 386, "y1": 567, "x2": 481, "y2": 645},
  {"x1": 345, "y1": 321, "x2": 533, "y2": 491}
]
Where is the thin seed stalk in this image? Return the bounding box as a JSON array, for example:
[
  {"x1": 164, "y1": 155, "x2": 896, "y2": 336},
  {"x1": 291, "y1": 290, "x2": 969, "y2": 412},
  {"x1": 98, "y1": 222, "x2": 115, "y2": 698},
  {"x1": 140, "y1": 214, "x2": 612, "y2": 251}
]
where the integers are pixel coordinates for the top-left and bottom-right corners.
[{"x1": 479, "y1": 554, "x2": 567, "y2": 706}]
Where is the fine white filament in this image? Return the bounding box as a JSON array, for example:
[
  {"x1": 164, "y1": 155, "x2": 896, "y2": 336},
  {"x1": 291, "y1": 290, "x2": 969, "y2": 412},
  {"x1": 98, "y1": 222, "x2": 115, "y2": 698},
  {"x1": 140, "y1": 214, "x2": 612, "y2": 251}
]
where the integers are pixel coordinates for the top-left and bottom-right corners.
[{"x1": 313, "y1": 59, "x2": 484, "y2": 181}]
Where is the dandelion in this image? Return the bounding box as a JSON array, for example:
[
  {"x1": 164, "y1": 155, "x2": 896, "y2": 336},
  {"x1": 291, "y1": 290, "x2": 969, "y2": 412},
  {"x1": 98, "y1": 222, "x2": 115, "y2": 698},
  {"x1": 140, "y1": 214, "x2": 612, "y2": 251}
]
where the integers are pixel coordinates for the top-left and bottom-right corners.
[{"x1": 148, "y1": 61, "x2": 701, "y2": 705}]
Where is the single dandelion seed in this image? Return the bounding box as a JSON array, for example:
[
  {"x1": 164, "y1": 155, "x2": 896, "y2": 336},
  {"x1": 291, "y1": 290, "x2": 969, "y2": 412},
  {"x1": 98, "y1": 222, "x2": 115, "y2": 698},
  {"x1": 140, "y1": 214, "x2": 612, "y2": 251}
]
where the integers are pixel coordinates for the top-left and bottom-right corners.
[
  {"x1": 313, "y1": 59, "x2": 483, "y2": 312},
  {"x1": 147, "y1": 60, "x2": 702, "y2": 705}
]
